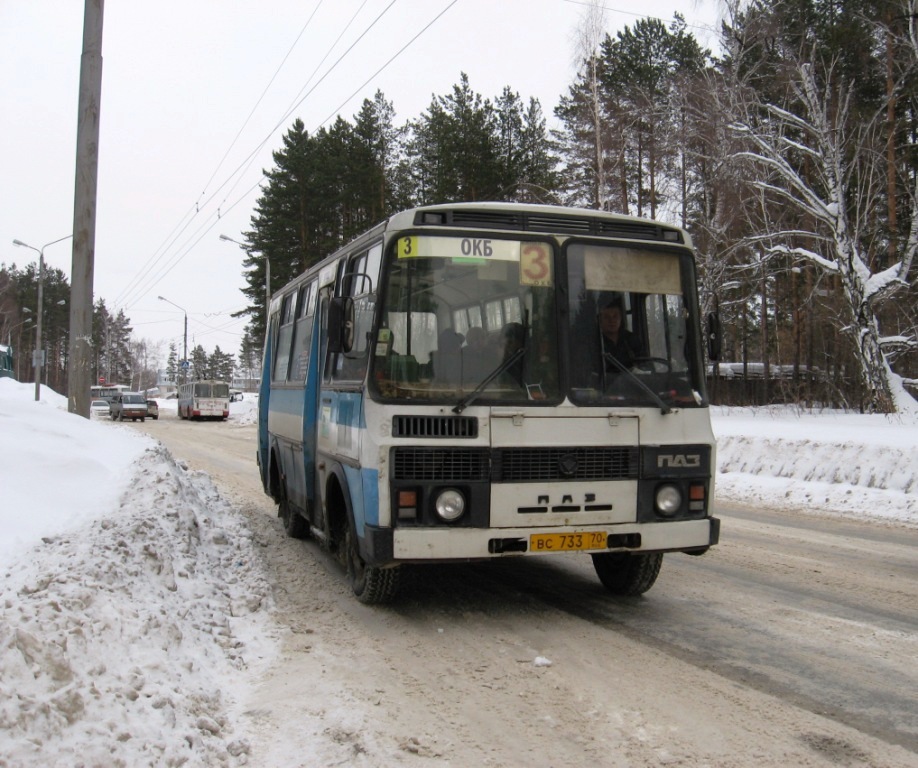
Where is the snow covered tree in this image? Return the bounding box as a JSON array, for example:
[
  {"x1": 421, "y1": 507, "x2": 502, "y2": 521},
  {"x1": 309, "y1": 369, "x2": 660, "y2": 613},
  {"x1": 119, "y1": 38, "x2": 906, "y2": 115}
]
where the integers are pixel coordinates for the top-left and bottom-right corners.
[
  {"x1": 730, "y1": 59, "x2": 916, "y2": 413},
  {"x1": 208, "y1": 345, "x2": 235, "y2": 382},
  {"x1": 165, "y1": 343, "x2": 178, "y2": 385}
]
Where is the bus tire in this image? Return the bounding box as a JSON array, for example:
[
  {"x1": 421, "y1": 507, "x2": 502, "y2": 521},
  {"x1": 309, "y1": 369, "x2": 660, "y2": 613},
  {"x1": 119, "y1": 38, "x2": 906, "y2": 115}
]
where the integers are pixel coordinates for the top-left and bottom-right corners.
[
  {"x1": 591, "y1": 552, "x2": 663, "y2": 596},
  {"x1": 279, "y1": 482, "x2": 308, "y2": 539},
  {"x1": 345, "y1": 520, "x2": 400, "y2": 604}
]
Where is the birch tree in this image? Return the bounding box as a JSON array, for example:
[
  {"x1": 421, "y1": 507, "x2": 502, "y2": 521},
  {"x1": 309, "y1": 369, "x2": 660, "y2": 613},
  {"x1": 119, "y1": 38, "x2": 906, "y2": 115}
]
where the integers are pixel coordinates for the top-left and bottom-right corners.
[
  {"x1": 731, "y1": 59, "x2": 916, "y2": 413},
  {"x1": 576, "y1": 0, "x2": 609, "y2": 209}
]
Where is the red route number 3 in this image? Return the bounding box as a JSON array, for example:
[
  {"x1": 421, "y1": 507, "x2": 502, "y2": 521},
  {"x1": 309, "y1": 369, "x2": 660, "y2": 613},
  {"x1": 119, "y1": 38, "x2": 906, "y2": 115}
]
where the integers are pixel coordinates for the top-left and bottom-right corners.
[{"x1": 519, "y1": 242, "x2": 552, "y2": 287}]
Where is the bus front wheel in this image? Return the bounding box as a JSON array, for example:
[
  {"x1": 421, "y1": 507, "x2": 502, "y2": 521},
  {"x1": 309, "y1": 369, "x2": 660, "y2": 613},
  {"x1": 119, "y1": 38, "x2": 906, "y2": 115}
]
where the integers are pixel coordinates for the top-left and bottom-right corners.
[
  {"x1": 344, "y1": 520, "x2": 400, "y2": 604},
  {"x1": 591, "y1": 552, "x2": 662, "y2": 596}
]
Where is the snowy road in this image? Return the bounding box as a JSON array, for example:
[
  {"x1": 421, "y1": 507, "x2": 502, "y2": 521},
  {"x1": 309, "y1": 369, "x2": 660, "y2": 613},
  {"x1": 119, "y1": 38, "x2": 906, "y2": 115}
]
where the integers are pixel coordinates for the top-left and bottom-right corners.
[{"x1": 134, "y1": 415, "x2": 918, "y2": 767}]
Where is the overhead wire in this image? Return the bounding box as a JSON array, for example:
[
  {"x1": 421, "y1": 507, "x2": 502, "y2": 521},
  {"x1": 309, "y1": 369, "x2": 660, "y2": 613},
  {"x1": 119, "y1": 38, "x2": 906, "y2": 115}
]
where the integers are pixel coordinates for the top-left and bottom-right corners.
[
  {"x1": 114, "y1": 1, "x2": 332, "y2": 311},
  {"x1": 199, "y1": 0, "x2": 397, "y2": 221},
  {"x1": 212, "y1": 0, "x2": 376, "y2": 219},
  {"x1": 197, "y1": 0, "x2": 327, "y2": 203},
  {"x1": 114, "y1": 0, "x2": 398, "y2": 314},
  {"x1": 115, "y1": 0, "x2": 460, "y2": 339},
  {"x1": 561, "y1": 0, "x2": 715, "y2": 34},
  {"x1": 316, "y1": 0, "x2": 460, "y2": 128}
]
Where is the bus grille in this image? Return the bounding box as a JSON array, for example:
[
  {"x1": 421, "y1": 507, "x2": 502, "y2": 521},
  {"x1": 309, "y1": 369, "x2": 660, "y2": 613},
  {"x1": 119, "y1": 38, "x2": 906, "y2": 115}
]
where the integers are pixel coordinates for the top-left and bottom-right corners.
[
  {"x1": 391, "y1": 446, "x2": 638, "y2": 483},
  {"x1": 392, "y1": 448, "x2": 490, "y2": 481},
  {"x1": 392, "y1": 415, "x2": 478, "y2": 438},
  {"x1": 493, "y1": 447, "x2": 639, "y2": 482}
]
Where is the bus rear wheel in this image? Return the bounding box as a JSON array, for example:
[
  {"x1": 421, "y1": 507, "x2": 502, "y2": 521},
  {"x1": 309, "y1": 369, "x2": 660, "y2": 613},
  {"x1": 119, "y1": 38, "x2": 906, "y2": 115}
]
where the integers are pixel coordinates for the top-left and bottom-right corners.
[
  {"x1": 591, "y1": 552, "x2": 663, "y2": 596},
  {"x1": 344, "y1": 521, "x2": 400, "y2": 604}
]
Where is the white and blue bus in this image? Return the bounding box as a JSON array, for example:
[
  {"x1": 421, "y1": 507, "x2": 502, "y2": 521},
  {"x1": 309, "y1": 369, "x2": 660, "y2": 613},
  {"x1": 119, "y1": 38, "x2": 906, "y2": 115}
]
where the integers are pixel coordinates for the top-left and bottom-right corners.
[{"x1": 258, "y1": 203, "x2": 721, "y2": 603}]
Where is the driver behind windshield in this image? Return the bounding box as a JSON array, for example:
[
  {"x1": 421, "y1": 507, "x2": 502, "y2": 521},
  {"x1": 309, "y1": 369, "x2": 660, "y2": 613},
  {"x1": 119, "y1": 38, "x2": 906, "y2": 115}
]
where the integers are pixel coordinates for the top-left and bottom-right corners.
[{"x1": 598, "y1": 299, "x2": 641, "y2": 370}]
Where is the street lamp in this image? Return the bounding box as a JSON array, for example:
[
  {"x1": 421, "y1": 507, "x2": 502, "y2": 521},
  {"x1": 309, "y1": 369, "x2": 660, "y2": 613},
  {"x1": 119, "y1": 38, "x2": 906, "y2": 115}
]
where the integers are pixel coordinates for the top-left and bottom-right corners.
[
  {"x1": 13, "y1": 235, "x2": 73, "y2": 401},
  {"x1": 157, "y1": 295, "x2": 188, "y2": 384},
  {"x1": 220, "y1": 234, "x2": 270, "y2": 305},
  {"x1": 5, "y1": 318, "x2": 32, "y2": 371}
]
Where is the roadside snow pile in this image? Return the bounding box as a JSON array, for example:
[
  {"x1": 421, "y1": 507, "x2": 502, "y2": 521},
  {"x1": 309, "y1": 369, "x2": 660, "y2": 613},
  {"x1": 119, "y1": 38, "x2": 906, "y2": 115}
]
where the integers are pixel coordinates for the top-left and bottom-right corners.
[
  {"x1": 712, "y1": 406, "x2": 918, "y2": 523},
  {"x1": 229, "y1": 396, "x2": 258, "y2": 426},
  {"x1": 0, "y1": 442, "x2": 278, "y2": 767},
  {"x1": 0, "y1": 384, "x2": 148, "y2": 565}
]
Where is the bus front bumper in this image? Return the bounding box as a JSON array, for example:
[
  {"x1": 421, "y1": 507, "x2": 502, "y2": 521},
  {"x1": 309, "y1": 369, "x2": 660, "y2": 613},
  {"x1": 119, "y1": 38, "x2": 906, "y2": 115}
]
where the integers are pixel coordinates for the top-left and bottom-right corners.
[{"x1": 373, "y1": 517, "x2": 719, "y2": 564}]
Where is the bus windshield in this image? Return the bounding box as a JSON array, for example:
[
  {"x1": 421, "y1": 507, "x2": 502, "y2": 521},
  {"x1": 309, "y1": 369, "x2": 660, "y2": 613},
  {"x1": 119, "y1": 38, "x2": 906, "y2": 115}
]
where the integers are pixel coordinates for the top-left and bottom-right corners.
[
  {"x1": 566, "y1": 243, "x2": 702, "y2": 407},
  {"x1": 193, "y1": 382, "x2": 230, "y2": 398},
  {"x1": 372, "y1": 235, "x2": 560, "y2": 403}
]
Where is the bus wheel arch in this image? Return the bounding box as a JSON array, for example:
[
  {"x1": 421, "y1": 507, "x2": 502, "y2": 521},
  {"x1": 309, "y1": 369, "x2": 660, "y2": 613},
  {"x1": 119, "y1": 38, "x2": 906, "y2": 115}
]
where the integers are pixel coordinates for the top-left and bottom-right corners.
[
  {"x1": 324, "y1": 468, "x2": 400, "y2": 604},
  {"x1": 323, "y1": 468, "x2": 350, "y2": 558},
  {"x1": 279, "y1": 474, "x2": 308, "y2": 540},
  {"x1": 268, "y1": 444, "x2": 307, "y2": 538},
  {"x1": 267, "y1": 442, "x2": 283, "y2": 501}
]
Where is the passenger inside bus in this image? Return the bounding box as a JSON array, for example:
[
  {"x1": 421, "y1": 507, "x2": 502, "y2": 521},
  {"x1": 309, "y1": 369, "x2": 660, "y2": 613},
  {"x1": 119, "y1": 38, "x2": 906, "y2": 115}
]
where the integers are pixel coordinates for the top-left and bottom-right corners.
[
  {"x1": 432, "y1": 327, "x2": 464, "y2": 384},
  {"x1": 460, "y1": 325, "x2": 496, "y2": 382}
]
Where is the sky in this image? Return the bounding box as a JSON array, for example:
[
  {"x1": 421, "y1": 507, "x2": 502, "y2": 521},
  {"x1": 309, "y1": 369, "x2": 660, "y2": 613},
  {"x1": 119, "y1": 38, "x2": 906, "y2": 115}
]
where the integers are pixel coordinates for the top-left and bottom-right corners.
[
  {"x1": 0, "y1": 1, "x2": 721, "y2": 366},
  {"x1": 0, "y1": 377, "x2": 915, "y2": 763}
]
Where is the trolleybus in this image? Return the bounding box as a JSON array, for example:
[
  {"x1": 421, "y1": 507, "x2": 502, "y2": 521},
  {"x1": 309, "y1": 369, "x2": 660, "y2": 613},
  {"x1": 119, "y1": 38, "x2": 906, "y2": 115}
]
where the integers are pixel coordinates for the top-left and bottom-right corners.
[
  {"x1": 177, "y1": 380, "x2": 230, "y2": 420},
  {"x1": 258, "y1": 203, "x2": 721, "y2": 603},
  {"x1": 90, "y1": 383, "x2": 130, "y2": 402}
]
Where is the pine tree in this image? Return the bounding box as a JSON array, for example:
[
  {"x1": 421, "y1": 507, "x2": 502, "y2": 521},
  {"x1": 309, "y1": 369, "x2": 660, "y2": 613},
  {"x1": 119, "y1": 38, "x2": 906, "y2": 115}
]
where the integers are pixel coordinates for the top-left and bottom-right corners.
[
  {"x1": 208, "y1": 345, "x2": 235, "y2": 382},
  {"x1": 238, "y1": 328, "x2": 262, "y2": 387},
  {"x1": 191, "y1": 344, "x2": 208, "y2": 381}
]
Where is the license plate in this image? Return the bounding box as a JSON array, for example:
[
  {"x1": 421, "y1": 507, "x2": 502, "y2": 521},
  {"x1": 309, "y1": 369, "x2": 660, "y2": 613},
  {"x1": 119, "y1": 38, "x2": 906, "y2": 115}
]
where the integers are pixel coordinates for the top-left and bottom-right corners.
[{"x1": 530, "y1": 531, "x2": 607, "y2": 553}]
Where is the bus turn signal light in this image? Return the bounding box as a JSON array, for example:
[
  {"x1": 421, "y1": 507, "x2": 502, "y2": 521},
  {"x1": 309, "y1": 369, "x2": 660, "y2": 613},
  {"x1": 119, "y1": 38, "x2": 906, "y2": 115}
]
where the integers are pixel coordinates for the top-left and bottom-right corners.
[{"x1": 398, "y1": 490, "x2": 417, "y2": 520}]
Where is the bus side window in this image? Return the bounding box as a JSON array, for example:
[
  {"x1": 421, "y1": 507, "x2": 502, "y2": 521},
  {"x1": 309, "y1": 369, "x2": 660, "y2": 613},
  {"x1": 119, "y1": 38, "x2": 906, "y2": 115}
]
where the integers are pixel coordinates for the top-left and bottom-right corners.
[
  {"x1": 273, "y1": 292, "x2": 296, "y2": 381},
  {"x1": 290, "y1": 281, "x2": 316, "y2": 382}
]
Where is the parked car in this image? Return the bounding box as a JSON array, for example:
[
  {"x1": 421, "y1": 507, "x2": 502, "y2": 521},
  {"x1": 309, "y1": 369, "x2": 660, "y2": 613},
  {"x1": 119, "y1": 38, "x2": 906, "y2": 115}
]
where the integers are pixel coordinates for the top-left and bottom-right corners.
[
  {"x1": 146, "y1": 399, "x2": 159, "y2": 420},
  {"x1": 90, "y1": 398, "x2": 110, "y2": 417},
  {"x1": 110, "y1": 392, "x2": 148, "y2": 422}
]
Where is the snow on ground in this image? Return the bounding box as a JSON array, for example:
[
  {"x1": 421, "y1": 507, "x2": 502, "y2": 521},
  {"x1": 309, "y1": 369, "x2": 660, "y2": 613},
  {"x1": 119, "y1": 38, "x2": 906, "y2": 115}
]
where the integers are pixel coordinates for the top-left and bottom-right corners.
[
  {"x1": 0, "y1": 381, "x2": 275, "y2": 767},
  {"x1": 0, "y1": 377, "x2": 915, "y2": 766}
]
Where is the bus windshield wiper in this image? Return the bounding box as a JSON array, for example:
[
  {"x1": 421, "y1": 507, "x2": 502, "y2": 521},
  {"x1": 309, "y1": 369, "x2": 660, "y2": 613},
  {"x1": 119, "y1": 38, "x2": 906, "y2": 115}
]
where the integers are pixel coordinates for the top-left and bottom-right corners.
[
  {"x1": 603, "y1": 353, "x2": 673, "y2": 415},
  {"x1": 452, "y1": 347, "x2": 525, "y2": 414}
]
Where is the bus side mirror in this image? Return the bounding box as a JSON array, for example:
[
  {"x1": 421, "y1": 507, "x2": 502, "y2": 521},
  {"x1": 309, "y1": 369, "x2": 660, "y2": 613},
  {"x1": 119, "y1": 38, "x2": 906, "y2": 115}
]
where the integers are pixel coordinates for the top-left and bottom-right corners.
[
  {"x1": 706, "y1": 312, "x2": 722, "y2": 361},
  {"x1": 328, "y1": 296, "x2": 355, "y2": 354}
]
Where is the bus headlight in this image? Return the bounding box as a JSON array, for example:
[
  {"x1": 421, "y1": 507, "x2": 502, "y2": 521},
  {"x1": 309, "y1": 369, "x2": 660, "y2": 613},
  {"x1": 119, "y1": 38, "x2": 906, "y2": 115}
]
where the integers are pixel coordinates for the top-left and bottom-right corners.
[
  {"x1": 655, "y1": 484, "x2": 682, "y2": 516},
  {"x1": 435, "y1": 489, "x2": 465, "y2": 522}
]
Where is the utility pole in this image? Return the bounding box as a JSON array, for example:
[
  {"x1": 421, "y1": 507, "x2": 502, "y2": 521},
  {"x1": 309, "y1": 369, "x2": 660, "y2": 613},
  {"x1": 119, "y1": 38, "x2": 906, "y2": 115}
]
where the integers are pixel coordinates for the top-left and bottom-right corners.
[
  {"x1": 68, "y1": 0, "x2": 104, "y2": 418},
  {"x1": 158, "y1": 296, "x2": 188, "y2": 384}
]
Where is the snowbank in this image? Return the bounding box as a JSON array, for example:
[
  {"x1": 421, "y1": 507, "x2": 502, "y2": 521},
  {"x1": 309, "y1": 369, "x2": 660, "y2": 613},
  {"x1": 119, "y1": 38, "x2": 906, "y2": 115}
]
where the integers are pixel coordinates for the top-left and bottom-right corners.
[
  {"x1": 712, "y1": 406, "x2": 918, "y2": 524},
  {"x1": 0, "y1": 380, "x2": 277, "y2": 766}
]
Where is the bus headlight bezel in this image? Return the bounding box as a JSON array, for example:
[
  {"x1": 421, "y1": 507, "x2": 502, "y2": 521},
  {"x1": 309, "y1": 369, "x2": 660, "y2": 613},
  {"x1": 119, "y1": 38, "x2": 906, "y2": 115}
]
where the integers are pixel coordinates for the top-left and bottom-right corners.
[
  {"x1": 435, "y1": 488, "x2": 466, "y2": 522},
  {"x1": 655, "y1": 484, "x2": 682, "y2": 517}
]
